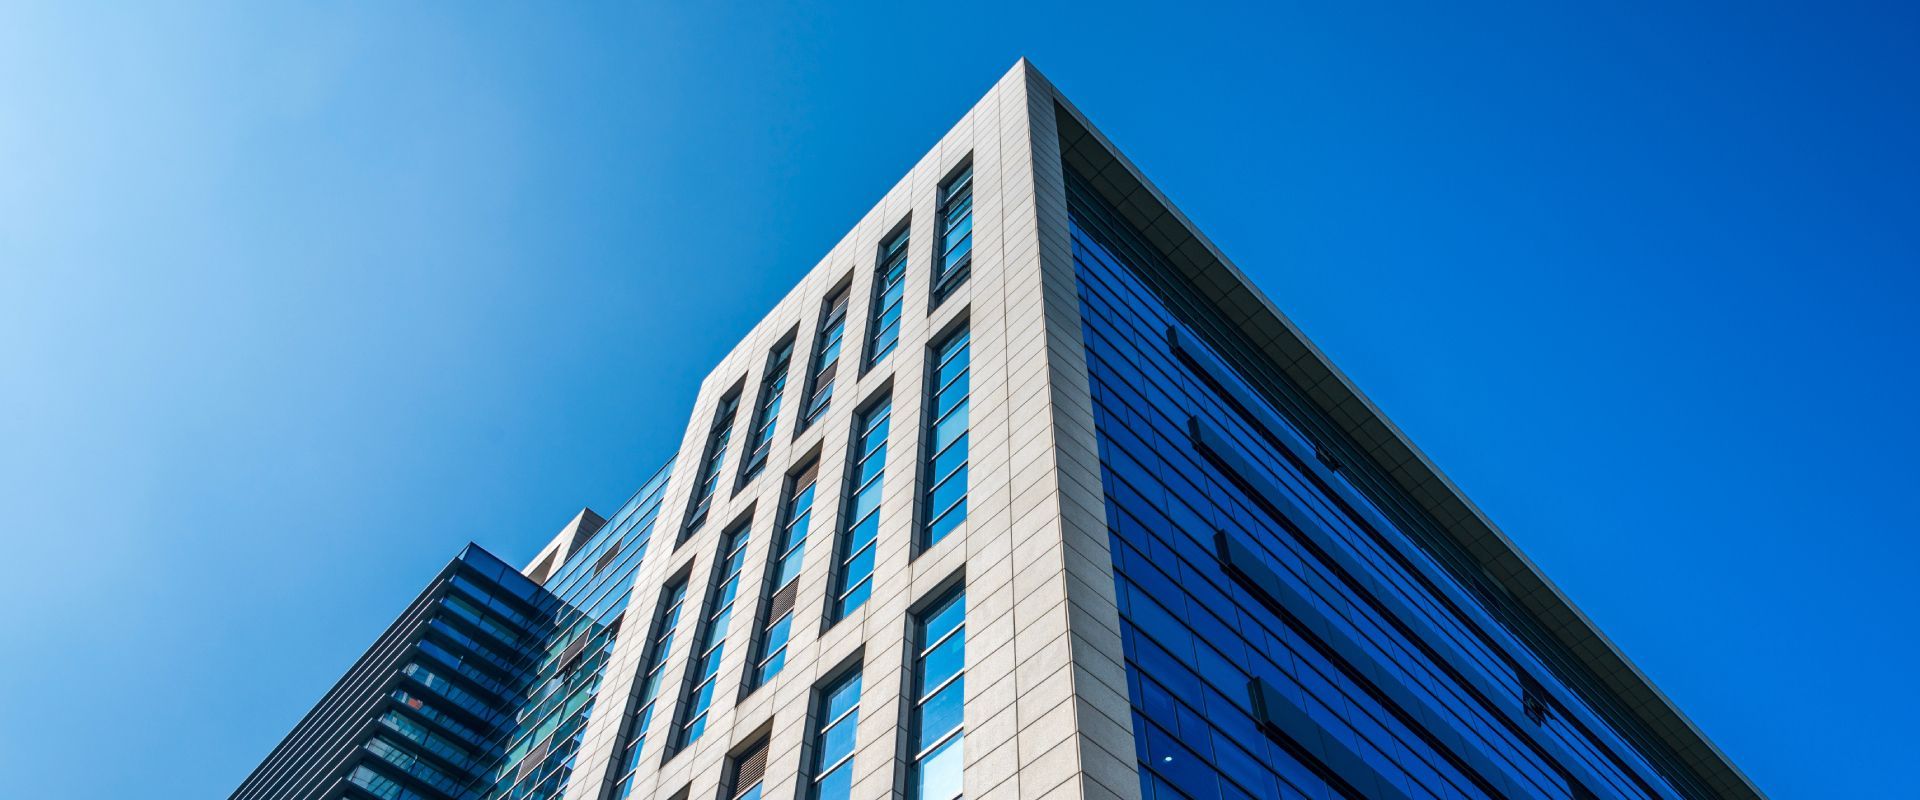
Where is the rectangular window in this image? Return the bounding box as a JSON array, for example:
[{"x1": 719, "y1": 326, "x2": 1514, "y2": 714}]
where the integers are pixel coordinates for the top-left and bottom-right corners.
[
  {"x1": 907, "y1": 589, "x2": 965, "y2": 800},
  {"x1": 831, "y1": 397, "x2": 891, "y2": 621},
  {"x1": 866, "y1": 226, "x2": 909, "y2": 366},
  {"x1": 922, "y1": 325, "x2": 970, "y2": 548},
  {"x1": 933, "y1": 163, "x2": 973, "y2": 301},
  {"x1": 809, "y1": 669, "x2": 862, "y2": 800},
  {"x1": 727, "y1": 736, "x2": 770, "y2": 800},
  {"x1": 608, "y1": 579, "x2": 689, "y2": 799},
  {"x1": 684, "y1": 391, "x2": 742, "y2": 537},
  {"x1": 674, "y1": 521, "x2": 753, "y2": 751},
  {"x1": 741, "y1": 338, "x2": 795, "y2": 480},
  {"x1": 801, "y1": 286, "x2": 850, "y2": 427},
  {"x1": 749, "y1": 459, "x2": 817, "y2": 690}
]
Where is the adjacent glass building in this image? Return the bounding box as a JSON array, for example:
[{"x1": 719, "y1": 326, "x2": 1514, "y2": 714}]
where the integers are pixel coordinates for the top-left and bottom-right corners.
[{"x1": 235, "y1": 61, "x2": 1761, "y2": 800}]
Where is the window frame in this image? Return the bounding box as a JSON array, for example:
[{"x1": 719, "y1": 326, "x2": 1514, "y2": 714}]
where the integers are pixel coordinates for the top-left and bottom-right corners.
[
  {"x1": 800, "y1": 282, "x2": 853, "y2": 429},
  {"x1": 683, "y1": 387, "x2": 745, "y2": 542},
  {"x1": 930, "y1": 158, "x2": 974, "y2": 305},
  {"x1": 863, "y1": 220, "x2": 912, "y2": 371},
  {"x1": 739, "y1": 333, "x2": 799, "y2": 485},
  {"x1": 918, "y1": 318, "x2": 971, "y2": 551}
]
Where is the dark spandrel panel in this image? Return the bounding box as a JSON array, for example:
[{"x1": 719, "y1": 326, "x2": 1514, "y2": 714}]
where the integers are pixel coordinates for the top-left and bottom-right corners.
[{"x1": 1068, "y1": 176, "x2": 1689, "y2": 800}]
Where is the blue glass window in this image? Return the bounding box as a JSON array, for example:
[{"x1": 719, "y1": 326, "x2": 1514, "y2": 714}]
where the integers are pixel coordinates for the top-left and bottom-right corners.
[
  {"x1": 608, "y1": 579, "x2": 688, "y2": 799},
  {"x1": 922, "y1": 325, "x2": 969, "y2": 547},
  {"x1": 685, "y1": 392, "x2": 742, "y2": 536},
  {"x1": 802, "y1": 286, "x2": 850, "y2": 426},
  {"x1": 867, "y1": 226, "x2": 909, "y2": 366},
  {"x1": 751, "y1": 460, "x2": 817, "y2": 689},
  {"x1": 831, "y1": 397, "x2": 890, "y2": 621},
  {"x1": 675, "y1": 522, "x2": 752, "y2": 750},
  {"x1": 809, "y1": 669, "x2": 862, "y2": 800},
  {"x1": 908, "y1": 589, "x2": 965, "y2": 800},
  {"x1": 741, "y1": 338, "x2": 795, "y2": 480},
  {"x1": 933, "y1": 163, "x2": 972, "y2": 301}
]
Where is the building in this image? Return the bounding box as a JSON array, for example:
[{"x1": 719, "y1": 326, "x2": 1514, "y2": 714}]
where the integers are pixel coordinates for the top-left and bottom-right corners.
[{"x1": 234, "y1": 60, "x2": 1761, "y2": 800}]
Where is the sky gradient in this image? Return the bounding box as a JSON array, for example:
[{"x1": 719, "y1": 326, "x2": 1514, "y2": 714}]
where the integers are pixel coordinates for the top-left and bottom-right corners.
[{"x1": 3, "y1": 3, "x2": 1915, "y2": 797}]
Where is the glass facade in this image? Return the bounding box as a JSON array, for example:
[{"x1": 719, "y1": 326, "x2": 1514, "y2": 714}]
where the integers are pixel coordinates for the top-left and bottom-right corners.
[
  {"x1": 233, "y1": 464, "x2": 676, "y2": 800},
  {"x1": 1068, "y1": 167, "x2": 1691, "y2": 800},
  {"x1": 479, "y1": 465, "x2": 675, "y2": 800},
  {"x1": 922, "y1": 325, "x2": 970, "y2": 549},
  {"x1": 830, "y1": 397, "x2": 891, "y2": 622}
]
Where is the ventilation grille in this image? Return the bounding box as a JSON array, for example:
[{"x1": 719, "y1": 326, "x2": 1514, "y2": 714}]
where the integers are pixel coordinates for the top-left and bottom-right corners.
[
  {"x1": 769, "y1": 581, "x2": 799, "y2": 620},
  {"x1": 732, "y1": 737, "x2": 769, "y2": 793}
]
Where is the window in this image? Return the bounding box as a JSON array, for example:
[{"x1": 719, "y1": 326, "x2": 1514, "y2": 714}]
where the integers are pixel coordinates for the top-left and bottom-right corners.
[
  {"x1": 933, "y1": 163, "x2": 973, "y2": 301},
  {"x1": 609, "y1": 579, "x2": 689, "y2": 799},
  {"x1": 922, "y1": 325, "x2": 970, "y2": 548},
  {"x1": 801, "y1": 286, "x2": 850, "y2": 427},
  {"x1": 741, "y1": 338, "x2": 795, "y2": 480},
  {"x1": 727, "y1": 736, "x2": 770, "y2": 800},
  {"x1": 674, "y1": 522, "x2": 752, "y2": 751},
  {"x1": 750, "y1": 460, "x2": 817, "y2": 690},
  {"x1": 866, "y1": 226, "x2": 909, "y2": 366},
  {"x1": 346, "y1": 764, "x2": 422, "y2": 800},
  {"x1": 830, "y1": 397, "x2": 891, "y2": 621},
  {"x1": 685, "y1": 391, "x2": 743, "y2": 537},
  {"x1": 809, "y1": 669, "x2": 862, "y2": 800},
  {"x1": 907, "y1": 589, "x2": 965, "y2": 800}
]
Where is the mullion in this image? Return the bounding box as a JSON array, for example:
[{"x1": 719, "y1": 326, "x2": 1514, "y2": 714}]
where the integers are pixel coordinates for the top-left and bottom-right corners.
[{"x1": 911, "y1": 725, "x2": 962, "y2": 763}]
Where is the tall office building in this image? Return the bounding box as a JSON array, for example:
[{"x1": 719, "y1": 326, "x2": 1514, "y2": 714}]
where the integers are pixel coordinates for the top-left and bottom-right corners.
[{"x1": 235, "y1": 61, "x2": 1760, "y2": 800}]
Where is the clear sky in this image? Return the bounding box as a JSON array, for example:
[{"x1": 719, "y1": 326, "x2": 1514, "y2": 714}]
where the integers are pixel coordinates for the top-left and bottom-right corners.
[{"x1": 2, "y1": 2, "x2": 1913, "y2": 797}]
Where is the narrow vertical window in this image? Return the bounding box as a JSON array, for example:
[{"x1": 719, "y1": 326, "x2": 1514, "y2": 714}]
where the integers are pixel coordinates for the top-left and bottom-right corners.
[
  {"x1": 922, "y1": 325, "x2": 970, "y2": 548},
  {"x1": 831, "y1": 398, "x2": 891, "y2": 621},
  {"x1": 801, "y1": 286, "x2": 850, "y2": 427},
  {"x1": 749, "y1": 459, "x2": 817, "y2": 690},
  {"x1": 726, "y1": 736, "x2": 770, "y2": 800},
  {"x1": 674, "y1": 522, "x2": 752, "y2": 751},
  {"x1": 932, "y1": 163, "x2": 973, "y2": 301},
  {"x1": 741, "y1": 338, "x2": 795, "y2": 480},
  {"x1": 685, "y1": 391, "x2": 743, "y2": 537},
  {"x1": 907, "y1": 589, "x2": 965, "y2": 800},
  {"x1": 809, "y1": 670, "x2": 862, "y2": 800},
  {"x1": 866, "y1": 226, "x2": 909, "y2": 366},
  {"x1": 608, "y1": 579, "x2": 689, "y2": 799}
]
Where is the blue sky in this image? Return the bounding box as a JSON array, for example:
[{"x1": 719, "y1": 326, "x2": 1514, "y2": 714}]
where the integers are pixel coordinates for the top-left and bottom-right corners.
[{"x1": 2, "y1": 2, "x2": 1914, "y2": 797}]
